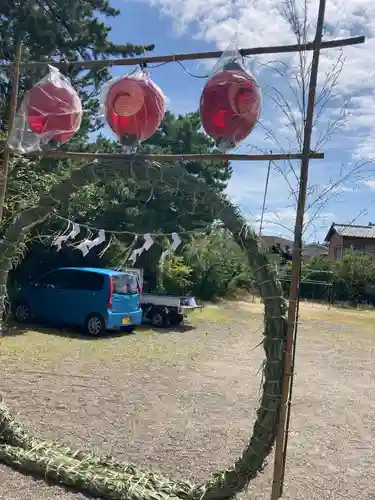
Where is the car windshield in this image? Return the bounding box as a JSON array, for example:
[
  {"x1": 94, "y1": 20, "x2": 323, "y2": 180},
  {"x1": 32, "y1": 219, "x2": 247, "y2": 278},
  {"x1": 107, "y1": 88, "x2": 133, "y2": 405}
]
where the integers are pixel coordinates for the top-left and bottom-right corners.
[{"x1": 112, "y1": 273, "x2": 138, "y2": 294}]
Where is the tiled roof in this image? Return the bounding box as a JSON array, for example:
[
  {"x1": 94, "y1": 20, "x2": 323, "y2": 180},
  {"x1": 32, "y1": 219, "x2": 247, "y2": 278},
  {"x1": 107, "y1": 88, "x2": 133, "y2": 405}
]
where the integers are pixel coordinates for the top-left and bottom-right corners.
[{"x1": 330, "y1": 224, "x2": 375, "y2": 239}]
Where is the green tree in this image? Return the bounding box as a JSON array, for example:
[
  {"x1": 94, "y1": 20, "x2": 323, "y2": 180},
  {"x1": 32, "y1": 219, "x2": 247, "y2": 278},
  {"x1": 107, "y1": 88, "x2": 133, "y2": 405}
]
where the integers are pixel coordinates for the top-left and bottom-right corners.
[
  {"x1": 333, "y1": 252, "x2": 375, "y2": 304},
  {"x1": 144, "y1": 111, "x2": 232, "y2": 190},
  {"x1": 184, "y1": 229, "x2": 252, "y2": 299},
  {"x1": 157, "y1": 254, "x2": 193, "y2": 295},
  {"x1": 294, "y1": 252, "x2": 375, "y2": 306}
]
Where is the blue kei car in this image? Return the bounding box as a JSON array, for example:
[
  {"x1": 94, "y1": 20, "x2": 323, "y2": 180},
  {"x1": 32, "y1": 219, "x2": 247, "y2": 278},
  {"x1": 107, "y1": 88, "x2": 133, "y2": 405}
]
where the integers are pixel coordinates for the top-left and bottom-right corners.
[{"x1": 12, "y1": 267, "x2": 143, "y2": 335}]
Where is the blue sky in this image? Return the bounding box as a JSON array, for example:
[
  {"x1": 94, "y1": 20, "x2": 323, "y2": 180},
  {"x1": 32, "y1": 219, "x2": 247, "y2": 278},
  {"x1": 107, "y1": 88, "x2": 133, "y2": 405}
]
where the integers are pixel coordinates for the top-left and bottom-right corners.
[{"x1": 100, "y1": 0, "x2": 375, "y2": 242}]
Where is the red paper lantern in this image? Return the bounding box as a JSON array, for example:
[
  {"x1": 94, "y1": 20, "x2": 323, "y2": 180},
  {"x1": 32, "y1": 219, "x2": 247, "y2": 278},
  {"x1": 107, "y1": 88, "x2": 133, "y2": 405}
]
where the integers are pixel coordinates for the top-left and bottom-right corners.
[
  {"x1": 199, "y1": 61, "x2": 261, "y2": 151},
  {"x1": 104, "y1": 74, "x2": 165, "y2": 148},
  {"x1": 26, "y1": 81, "x2": 82, "y2": 143}
]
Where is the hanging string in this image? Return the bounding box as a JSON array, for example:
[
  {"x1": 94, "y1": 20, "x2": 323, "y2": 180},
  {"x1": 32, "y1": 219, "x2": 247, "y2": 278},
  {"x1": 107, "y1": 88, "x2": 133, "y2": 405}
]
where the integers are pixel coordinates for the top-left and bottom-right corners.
[
  {"x1": 52, "y1": 212, "x2": 211, "y2": 237},
  {"x1": 79, "y1": 57, "x2": 256, "y2": 113}
]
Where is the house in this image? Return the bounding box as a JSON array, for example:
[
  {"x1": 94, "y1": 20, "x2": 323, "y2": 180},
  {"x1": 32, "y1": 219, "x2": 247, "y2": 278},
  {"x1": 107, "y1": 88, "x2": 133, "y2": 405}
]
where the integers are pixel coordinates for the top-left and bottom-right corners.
[{"x1": 324, "y1": 222, "x2": 375, "y2": 260}]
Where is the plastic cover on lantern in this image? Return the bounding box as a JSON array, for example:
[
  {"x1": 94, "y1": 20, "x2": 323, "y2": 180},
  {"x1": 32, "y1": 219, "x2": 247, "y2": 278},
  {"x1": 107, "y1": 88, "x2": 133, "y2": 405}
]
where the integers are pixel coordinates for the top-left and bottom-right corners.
[
  {"x1": 199, "y1": 36, "x2": 261, "y2": 153},
  {"x1": 8, "y1": 65, "x2": 83, "y2": 154},
  {"x1": 100, "y1": 69, "x2": 165, "y2": 153}
]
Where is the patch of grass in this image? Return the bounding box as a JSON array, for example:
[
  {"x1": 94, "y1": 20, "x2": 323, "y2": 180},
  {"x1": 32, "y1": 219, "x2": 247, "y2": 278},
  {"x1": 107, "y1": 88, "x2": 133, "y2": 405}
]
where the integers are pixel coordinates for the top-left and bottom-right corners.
[
  {"x1": 232, "y1": 297, "x2": 375, "y2": 329},
  {"x1": 0, "y1": 325, "x2": 202, "y2": 369},
  {"x1": 189, "y1": 305, "x2": 229, "y2": 324},
  {"x1": 3, "y1": 300, "x2": 373, "y2": 373},
  {"x1": 0, "y1": 305, "x2": 240, "y2": 371},
  {"x1": 218, "y1": 298, "x2": 375, "y2": 344},
  {"x1": 298, "y1": 303, "x2": 375, "y2": 331}
]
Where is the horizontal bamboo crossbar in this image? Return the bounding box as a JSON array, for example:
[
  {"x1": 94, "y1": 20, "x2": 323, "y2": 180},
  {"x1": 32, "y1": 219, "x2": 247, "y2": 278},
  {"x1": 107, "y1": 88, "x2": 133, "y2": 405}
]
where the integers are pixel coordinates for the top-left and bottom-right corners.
[
  {"x1": 23, "y1": 151, "x2": 324, "y2": 162},
  {"x1": 0, "y1": 36, "x2": 365, "y2": 71}
]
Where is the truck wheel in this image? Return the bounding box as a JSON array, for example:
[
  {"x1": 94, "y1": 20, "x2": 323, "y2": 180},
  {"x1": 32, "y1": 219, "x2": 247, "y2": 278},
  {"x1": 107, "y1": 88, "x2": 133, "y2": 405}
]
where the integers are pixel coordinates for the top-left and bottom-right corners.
[
  {"x1": 151, "y1": 309, "x2": 170, "y2": 328},
  {"x1": 170, "y1": 313, "x2": 183, "y2": 326}
]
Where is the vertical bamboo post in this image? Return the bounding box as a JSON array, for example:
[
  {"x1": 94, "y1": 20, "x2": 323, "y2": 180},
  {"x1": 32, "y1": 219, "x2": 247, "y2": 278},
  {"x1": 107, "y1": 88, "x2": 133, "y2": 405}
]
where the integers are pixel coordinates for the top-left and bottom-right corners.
[
  {"x1": 259, "y1": 152, "x2": 272, "y2": 237},
  {"x1": 270, "y1": 0, "x2": 327, "y2": 498},
  {"x1": 0, "y1": 38, "x2": 22, "y2": 224}
]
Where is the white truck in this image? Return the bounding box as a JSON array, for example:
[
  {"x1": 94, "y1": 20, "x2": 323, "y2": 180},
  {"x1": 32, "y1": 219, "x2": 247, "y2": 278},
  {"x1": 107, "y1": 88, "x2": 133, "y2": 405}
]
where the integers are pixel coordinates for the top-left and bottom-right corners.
[{"x1": 123, "y1": 268, "x2": 202, "y2": 327}]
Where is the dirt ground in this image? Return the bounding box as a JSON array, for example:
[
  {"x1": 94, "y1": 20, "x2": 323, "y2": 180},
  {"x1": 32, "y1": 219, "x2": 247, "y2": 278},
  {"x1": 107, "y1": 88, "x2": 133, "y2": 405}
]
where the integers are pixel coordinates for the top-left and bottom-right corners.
[{"x1": 1, "y1": 302, "x2": 375, "y2": 500}]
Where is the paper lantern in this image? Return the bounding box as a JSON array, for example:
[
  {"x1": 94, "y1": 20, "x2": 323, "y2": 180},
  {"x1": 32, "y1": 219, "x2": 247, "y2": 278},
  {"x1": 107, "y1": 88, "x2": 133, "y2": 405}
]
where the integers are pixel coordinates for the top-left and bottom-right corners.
[
  {"x1": 26, "y1": 80, "x2": 82, "y2": 143},
  {"x1": 104, "y1": 73, "x2": 165, "y2": 149},
  {"x1": 199, "y1": 61, "x2": 261, "y2": 152}
]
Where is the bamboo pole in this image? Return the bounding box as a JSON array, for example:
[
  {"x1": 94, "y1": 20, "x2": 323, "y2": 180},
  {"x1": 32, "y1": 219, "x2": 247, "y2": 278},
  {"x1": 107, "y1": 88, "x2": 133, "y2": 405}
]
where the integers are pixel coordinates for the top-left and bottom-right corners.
[
  {"x1": 259, "y1": 152, "x2": 272, "y2": 236},
  {"x1": 270, "y1": 0, "x2": 327, "y2": 499},
  {"x1": 0, "y1": 39, "x2": 22, "y2": 224},
  {"x1": 0, "y1": 36, "x2": 364, "y2": 71},
  {"x1": 23, "y1": 151, "x2": 324, "y2": 162}
]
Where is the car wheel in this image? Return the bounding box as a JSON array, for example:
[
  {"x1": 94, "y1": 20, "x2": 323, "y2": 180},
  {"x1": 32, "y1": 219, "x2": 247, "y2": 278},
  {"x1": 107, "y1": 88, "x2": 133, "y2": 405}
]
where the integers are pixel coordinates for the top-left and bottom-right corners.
[
  {"x1": 14, "y1": 302, "x2": 31, "y2": 323},
  {"x1": 85, "y1": 314, "x2": 105, "y2": 336}
]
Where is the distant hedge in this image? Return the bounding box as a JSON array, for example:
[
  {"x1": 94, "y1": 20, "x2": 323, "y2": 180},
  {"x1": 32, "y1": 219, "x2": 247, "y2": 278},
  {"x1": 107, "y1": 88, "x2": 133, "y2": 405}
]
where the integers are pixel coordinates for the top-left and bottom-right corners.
[{"x1": 282, "y1": 251, "x2": 375, "y2": 305}]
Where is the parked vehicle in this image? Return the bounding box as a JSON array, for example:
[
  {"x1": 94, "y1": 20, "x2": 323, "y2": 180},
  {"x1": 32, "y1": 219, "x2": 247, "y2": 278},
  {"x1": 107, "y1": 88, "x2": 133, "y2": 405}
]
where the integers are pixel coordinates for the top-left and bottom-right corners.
[
  {"x1": 141, "y1": 293, "x2": 201, "y2": 327},
  {"x1": 12, "y1": 267, "x2": 142, "y2": 336},
  {"x1": 122, "y1": 268, "x2": 202, "y2": 327}
]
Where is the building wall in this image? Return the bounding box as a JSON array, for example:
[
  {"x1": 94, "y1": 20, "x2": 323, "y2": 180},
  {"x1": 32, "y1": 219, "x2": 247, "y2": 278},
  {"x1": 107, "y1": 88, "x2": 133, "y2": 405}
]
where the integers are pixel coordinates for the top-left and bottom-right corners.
[
  {"x1": 342, "y1": 237, "x2": 375, "y2": 255},
  {"x1": 328, "y1": 232, "x2": 342, "y2": 260},
  {"x1": 365, "y1": 242, "x2": 375, "y2": 255},
  {"x1": 328, "y1": 234, "x2": 375, "y2": 259},
  {"x1": 342, "y1": 237, "x2": 366, "y2": 251}
]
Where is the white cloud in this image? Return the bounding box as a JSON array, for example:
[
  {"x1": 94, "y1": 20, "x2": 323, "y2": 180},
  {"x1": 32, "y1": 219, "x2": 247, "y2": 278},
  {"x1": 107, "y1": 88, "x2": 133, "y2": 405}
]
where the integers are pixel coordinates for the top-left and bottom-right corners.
[
  {"x1": 361, "y1": 179, "x2": 375, "y2": 189},
  {"x1": 329, "y1": 183, "x2": 355, "y2": 193}
]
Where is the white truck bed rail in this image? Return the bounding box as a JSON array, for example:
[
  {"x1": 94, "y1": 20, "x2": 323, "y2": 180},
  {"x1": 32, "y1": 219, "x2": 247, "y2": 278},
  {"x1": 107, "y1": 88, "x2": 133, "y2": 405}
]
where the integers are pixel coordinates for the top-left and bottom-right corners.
[{"x1": 141, "y1": 294, "x2": 198, "y2": 308}]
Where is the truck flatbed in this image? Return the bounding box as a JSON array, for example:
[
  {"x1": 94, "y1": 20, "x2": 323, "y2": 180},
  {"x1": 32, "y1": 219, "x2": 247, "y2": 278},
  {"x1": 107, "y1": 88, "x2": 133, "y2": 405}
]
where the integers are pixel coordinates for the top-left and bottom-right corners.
[{"x1": 121, "y1": 267, "x2": 202, "y2": 327}]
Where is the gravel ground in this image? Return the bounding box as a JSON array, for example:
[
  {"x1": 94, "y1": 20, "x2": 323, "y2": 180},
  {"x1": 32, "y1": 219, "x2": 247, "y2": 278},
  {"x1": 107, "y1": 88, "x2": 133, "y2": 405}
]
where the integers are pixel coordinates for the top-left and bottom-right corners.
[{"x1": 1, "y1": 304, "x2": 374, "y2": 500}]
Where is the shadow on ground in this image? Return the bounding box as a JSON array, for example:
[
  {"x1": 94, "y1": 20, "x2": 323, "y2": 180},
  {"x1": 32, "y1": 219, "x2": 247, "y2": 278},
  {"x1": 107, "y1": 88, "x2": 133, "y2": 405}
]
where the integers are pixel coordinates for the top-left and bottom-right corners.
[{"x1": 1, "y1": 321, "x2": 195, "y2": 339}]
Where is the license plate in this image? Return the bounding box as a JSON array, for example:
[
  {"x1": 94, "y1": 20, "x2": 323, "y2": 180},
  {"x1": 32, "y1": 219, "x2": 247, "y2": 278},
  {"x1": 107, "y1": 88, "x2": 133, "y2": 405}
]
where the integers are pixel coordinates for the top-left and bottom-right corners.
[{"x1": 122, "y1": 317, "x2": 130, "y2": 325}]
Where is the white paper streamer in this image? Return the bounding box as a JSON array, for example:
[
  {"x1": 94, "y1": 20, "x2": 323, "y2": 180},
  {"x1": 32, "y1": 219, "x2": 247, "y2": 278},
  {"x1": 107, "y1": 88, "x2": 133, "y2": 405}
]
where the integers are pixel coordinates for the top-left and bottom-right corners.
[
  {"x1": 76, "y1": 239, "x2": 92, "y2": 257},
  {"x1": 128, "y1": 247, "x2": 143, "y2": 265},
  {"x1": 171, "y1": 232, "x2": 181, "y2": 251},
  {"x1": 128, "y1": 233, "x2": 154, "y2": 265},
  {"x1": 143, "y1": 233, "x2": 154, "y2": 251},
  {"x1": 53, "y1": 223, "x2": 81, "y2": 251},
  {"x1": 160, "y1": 232, "x2": 182, "y2": 265},
  {"x1": 77, "y1": 230, "x2": 106, "y2": 257}
]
